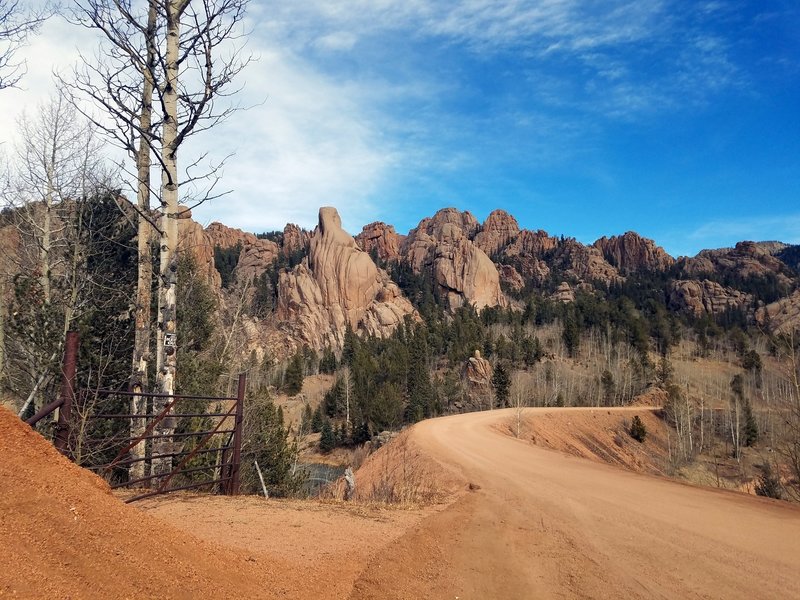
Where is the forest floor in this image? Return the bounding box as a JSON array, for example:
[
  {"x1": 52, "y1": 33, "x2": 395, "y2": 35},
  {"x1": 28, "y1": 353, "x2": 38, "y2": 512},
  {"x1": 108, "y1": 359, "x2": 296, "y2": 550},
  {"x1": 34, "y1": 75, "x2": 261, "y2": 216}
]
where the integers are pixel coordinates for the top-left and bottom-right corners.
[{"x1": 3, "y1": 405, "x2": 800, "y2": 599}]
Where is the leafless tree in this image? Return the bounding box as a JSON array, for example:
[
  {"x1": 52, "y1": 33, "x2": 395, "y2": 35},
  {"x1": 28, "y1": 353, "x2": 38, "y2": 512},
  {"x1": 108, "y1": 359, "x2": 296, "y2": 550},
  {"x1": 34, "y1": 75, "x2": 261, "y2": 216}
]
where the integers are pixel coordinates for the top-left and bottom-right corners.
[
  {"x1": 2, "y1": 92, "x2": 108, "y2": 415},
  {"x1": 0, "y1": 0, "x2": 51, "y2": 89},
  {"x1": 69, "y1": 0, "x2": 251, "y2": 479}
]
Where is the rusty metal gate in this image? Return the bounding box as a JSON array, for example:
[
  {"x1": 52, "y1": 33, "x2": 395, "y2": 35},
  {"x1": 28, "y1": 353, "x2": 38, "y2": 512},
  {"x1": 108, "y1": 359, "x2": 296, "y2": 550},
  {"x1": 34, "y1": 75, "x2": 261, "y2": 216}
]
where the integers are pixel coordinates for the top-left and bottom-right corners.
[{"x1": 25, "y1": 331, "x2": 246, "y2": 503}]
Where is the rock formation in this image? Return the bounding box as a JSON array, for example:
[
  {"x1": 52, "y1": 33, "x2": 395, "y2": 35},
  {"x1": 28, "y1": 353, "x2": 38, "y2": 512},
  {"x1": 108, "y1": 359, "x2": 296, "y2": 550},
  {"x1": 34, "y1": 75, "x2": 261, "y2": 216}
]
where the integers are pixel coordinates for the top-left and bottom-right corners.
[
  {"x1": 668, "y1": 279, "x2": 753, "y2": 317},
  {"x1": 355, "y1": 222, "x2": 403, "y2": 263},
  {"x1": 465, "y1": 350, "x2": 492, "y2": 386},
  {"x1": 497, "y1": 264, "x2": 525, "y2": 292},
  {"x1": 680, "y1": 241, "x2": 794, "y2": 286},
  {"x1": 178, "y1": 220, "x2": 279, "y2": 287},
  {"x1": 402, "y1": 208, "x2": 507, "y2": 310},
  {"x1": 282, "y1": 223, "x2": 311, "y2": 258},
  {"x1": 594, "y1": 231, "x2": 674, "y2": 273},
  {"x1": 551, "y1": 282, "x2": 575, "y2": 303},
  {"x1": 276, "y1": 207, "x2": 416, "y2": 351},
  {"x1": 473, "y1": 210, "x2": 520, "y2": 258},
  {"x1": 756, "y1": 289, "x2": 800, "y2": 334}
]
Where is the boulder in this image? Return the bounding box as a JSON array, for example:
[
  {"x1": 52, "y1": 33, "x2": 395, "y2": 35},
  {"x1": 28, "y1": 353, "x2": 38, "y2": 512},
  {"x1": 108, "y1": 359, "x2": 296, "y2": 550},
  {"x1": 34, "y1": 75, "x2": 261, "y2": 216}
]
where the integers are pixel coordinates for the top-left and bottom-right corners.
[{"x1": 465, "y1": 350, "x2": 493, "y2": 387}]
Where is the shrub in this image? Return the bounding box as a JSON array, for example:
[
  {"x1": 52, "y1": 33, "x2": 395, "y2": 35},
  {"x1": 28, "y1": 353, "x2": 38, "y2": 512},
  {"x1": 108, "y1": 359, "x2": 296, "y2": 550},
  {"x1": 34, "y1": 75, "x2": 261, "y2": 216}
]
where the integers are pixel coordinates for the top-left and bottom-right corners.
[
  {"x1": 754, "y1": 463, "x2": 782, "y2": 500},
  {"x1": 629, "y1": 415, "x2": 647, "y2": 443}
]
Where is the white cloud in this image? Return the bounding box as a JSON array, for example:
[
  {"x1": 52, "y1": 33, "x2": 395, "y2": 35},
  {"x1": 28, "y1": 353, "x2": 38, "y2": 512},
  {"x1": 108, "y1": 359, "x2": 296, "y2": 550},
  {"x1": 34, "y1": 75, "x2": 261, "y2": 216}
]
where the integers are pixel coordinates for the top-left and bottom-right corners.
[{"x1": 0, "y1": 11, "x2": 396, "y2": 236}]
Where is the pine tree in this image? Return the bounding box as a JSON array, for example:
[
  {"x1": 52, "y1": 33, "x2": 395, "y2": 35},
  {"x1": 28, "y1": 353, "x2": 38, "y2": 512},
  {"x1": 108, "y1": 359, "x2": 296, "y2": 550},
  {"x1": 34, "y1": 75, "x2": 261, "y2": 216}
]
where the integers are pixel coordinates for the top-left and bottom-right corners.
[
  {"x1": 743, "y1": 399, "x2": 759, "y2": 447},
  {"x1": 492, "y1": 362, "x2": 511, "y2": 408},
  {"x1": 406, "y1": 323, "x2": 433, "y2": 422},
  {"x1": 284, "y1": 350, "x2": 304, "y2": 396},
  {"x1": 311, "y1": 406, "x2": 324, "y2": 433},
  {"x1": 629, "y1": 415, "x2": 647, "y2": 442},
  {"x1": 562, "y1": 309, "x2": 580, "y2": 357},
  {"x1": 320, "y1": 419, "x2": 336, "y2": 453}
]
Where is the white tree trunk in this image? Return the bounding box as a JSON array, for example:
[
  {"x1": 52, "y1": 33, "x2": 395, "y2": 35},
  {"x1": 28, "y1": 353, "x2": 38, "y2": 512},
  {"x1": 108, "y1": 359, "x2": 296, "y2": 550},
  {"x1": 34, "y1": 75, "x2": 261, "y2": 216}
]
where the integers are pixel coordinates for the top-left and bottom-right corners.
[
  {"x1": 130, "y1": 0, "x2": 158, "y2": 482},
  {"x1": 153, "y1": 0, "x2": 189, "y2": 479}
]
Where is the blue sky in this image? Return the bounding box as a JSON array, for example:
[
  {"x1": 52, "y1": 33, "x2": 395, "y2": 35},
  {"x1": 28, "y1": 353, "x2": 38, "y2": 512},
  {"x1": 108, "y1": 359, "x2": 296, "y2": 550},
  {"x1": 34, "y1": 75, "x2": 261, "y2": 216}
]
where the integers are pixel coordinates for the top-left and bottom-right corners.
[{"x1": 1, "y1": 1, "x2": 798, "y2": 257}]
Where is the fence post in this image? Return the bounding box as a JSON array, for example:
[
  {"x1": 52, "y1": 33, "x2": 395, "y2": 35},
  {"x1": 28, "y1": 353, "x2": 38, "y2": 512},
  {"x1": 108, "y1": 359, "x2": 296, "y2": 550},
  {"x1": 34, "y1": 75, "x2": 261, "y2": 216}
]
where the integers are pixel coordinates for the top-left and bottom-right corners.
[
  {"x1": 54, "y1": 331, "x2": 79, "y2": 456},
  {"x1": 229, "y1": 373, "x2": 246, "y2": 495}
]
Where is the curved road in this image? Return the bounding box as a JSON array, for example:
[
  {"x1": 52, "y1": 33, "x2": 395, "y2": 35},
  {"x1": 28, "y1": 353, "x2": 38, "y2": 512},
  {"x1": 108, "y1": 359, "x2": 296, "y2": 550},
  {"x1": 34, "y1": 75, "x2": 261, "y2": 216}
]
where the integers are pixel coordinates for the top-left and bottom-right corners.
[{"x1": 351, "y1": 408, "x2": 800, "y2": 599}]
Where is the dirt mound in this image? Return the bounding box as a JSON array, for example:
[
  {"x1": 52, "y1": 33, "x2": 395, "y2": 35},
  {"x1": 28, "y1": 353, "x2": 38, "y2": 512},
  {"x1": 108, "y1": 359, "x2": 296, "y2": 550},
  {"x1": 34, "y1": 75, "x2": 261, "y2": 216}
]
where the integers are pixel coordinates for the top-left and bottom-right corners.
[
  {"x1": 350, "y1": 428, "x2": 463, "y2": 506},
  {"x1": 497, "y1": 407, "x2": 670, "y2": 476},
  {"x1": 0, "y1": 406, "x2": 272, "y2": 599}
]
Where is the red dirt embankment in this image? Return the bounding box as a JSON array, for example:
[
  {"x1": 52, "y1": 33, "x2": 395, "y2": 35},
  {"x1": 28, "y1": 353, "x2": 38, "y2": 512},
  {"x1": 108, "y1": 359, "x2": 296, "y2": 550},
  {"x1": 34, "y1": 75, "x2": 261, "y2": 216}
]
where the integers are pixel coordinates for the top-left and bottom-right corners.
[{"x1": 0, "y1": 406, "x2": 274, "y2": 599}]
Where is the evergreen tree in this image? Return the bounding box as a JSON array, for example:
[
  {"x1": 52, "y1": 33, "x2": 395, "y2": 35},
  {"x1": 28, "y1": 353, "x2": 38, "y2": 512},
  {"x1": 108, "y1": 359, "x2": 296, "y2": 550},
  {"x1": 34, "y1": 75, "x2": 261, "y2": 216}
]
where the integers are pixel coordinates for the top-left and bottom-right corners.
[
  {"x1": 629, "y1": 415, "x2": 647, "y2": 443},
  {"x1": 352, "y1": 421, "x2": 371, "y2": 445},
  {"x1": 406, "y1": 323, "x2": 434, "y2": 422},
  {"x1": 319, "y1": 419, "x2": 336, "y2": 453},
  {"x1": 284, "y1": 350, "x2": 304, "y2": 396},
  {"x1": 492, "y1": 362, "x2": 511, "y2": 408},
  {"x1": 743, "y1": 399, "x2": 759, "y2": 447},
  {"x1": 562, "y1": 309, "x2": 580, "y2": 357},
  {"x1": 323, "y1": 376, "x2": 345, "y2": 418},
  {"x1": 600, "y1": 370, "x2": 615, "y2": 406},
  {"x1": 311, "y1": 406, "x2": 324, "y2": 433},
  {"x1": 241, "y1": 392, "x2": 305, "y2": 497}
]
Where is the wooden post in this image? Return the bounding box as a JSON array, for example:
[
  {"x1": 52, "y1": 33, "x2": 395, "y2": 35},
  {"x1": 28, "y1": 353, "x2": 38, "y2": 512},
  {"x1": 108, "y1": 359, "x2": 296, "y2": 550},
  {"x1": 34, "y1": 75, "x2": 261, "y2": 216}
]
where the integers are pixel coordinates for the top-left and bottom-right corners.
[
  {"x1": 229, "y1": 373, "x2": 246, "y2": 495},
  {"x1": 54, "y1": 331, "x2": 79, "y2": 456}
]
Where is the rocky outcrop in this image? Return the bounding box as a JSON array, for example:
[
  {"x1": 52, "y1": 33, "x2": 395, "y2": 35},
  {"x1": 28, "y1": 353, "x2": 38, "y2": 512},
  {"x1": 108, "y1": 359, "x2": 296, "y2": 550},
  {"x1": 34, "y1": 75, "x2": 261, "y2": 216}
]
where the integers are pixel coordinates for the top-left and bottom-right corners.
[
  {"x1": 756, "y1": 289, "x2": 800, "y2": 334},
  {"x1": 594, "y1": 231, "x2": 674, "y2": 274},
  {"x1": 282, "y1": 223, "x2": 310, "y2": 258},
  {"x1": 556, "y1": 240, "x2": 622, "y2": 285},
  {"x1": 464, "y1": 350, "x2": 492, "y2": 386},
  {"x1": 402, "y1": 208, "x2": 506, "y2": 310},
  {"x1": 501, "y1": 229, "x2": 621, "y2": 286},
  {"x1": 355, "y1": 222, "x2": 403, "y2": 263},
  {"x1": 178, "y1": 220, "x2": 279, "y2": 287},
  {"x1": 497, "y1": 264, "x2": 525, "y2": 292},
  {"x1": 681, "y1": 241, "x2": 794, "y2": 287},
  {"x1": 668, "y1": 279, "x2": 753, "y2": 317},
  {"x1": 474, "y1": 210, "x2": 519, "y2": 258},
  {"x1": 551, "y1": 282, "x2": 575, "y2": 303},
  {"x1": 276, "y1": 207, "x2": 416, "y2": 351}
]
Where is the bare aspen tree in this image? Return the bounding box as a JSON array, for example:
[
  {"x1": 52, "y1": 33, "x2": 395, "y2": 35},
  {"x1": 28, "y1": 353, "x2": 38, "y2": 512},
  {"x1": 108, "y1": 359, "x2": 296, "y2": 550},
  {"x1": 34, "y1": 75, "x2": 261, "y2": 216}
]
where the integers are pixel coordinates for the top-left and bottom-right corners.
[
  {"x1": 71, "y1": 0, "x2": 250, "y2": 480},
  {"x1": 69, "y1": 0, "x2": 162, "y2": 479},
  {"x1": 510, "y1": 371, "x2": 529, "y2": 438},
  {"x1": 5, "y1": 93, "x2": 104, "y2": 414}
]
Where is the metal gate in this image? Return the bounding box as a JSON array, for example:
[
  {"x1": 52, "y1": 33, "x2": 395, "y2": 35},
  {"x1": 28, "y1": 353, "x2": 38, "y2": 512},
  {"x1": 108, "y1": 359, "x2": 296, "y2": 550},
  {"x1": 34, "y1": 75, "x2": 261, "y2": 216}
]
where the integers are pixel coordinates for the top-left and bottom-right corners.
[{"x1": 25, "y1": 332, "x2": 246, "y2": 503}]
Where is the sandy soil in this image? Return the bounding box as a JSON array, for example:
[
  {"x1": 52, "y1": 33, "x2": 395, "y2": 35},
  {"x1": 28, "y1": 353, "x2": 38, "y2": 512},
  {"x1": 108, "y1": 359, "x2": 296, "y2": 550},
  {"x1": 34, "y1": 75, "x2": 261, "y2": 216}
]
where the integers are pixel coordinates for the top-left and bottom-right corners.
[
  {"x1": 135, "y1": 494, "x2": 430, "y2": 600},
  {"x1": 351, "y1": 407, "x2": 800, "y2": 599}
]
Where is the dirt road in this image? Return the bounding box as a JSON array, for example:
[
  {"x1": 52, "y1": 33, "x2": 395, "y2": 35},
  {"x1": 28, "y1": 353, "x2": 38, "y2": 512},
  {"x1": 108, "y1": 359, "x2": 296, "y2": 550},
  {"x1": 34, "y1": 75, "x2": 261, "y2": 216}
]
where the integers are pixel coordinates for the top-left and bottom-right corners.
[{"x1": 351, "y1": 408, "x2": 800, "y2": 599}]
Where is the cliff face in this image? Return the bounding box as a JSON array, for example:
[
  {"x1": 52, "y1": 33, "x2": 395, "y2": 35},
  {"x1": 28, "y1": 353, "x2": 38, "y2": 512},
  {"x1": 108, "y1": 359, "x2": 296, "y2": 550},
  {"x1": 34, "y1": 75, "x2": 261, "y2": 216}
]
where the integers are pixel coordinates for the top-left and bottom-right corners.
[
  {"x1": 594, "y1": 232, "x2": 674, "y2": 274},
  {"x1": 178, "y1": 220, "x2": 280, "y2": 287},
  {"x1": 355, "y1": 222, "x2": 403, "y2": 263},
  {"x1": 167, "y1": 204, "x2": 800, "y2": 359},
  {"x1": 275, "y1": 207, "x2": 416, "y2": 351},
  {"x1": 402, "y1": 208, "x2": 507, "y2": 311},
  {"x1": 668, "y1": 279, "x2": 754, "y2": 317}
]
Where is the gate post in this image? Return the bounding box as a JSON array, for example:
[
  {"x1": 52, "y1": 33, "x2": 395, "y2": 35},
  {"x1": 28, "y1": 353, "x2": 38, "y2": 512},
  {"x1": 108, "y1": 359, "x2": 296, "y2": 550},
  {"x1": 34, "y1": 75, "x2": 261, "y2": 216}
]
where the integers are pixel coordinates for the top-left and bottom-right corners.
[
  {"x1": 229, "y1": 373, "x2": 246, "y2": 495},
  {"x1": 54, "y1": 331, "x2": 79, "y2": 456}
]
